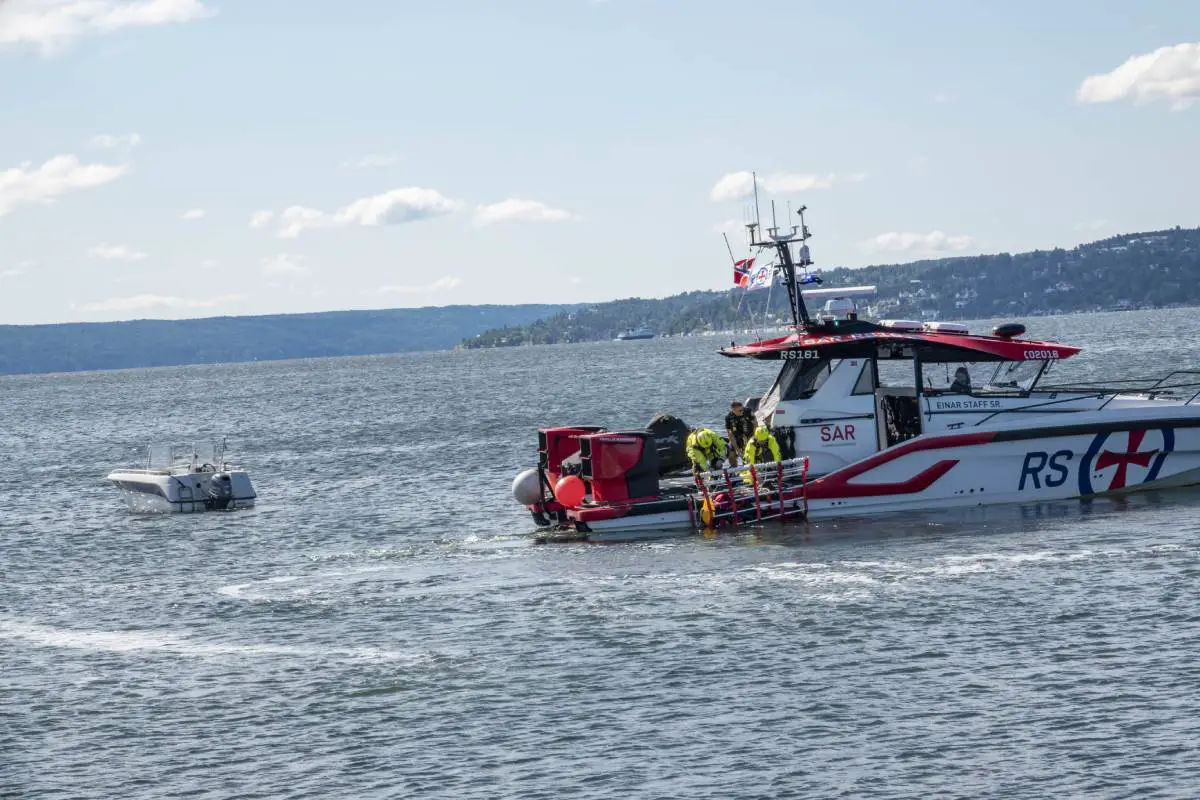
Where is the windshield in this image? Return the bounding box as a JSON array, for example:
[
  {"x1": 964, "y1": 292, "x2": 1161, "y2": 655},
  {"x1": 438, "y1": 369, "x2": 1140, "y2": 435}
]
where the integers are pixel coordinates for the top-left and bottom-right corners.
[
  {"x1": 923, "y1": 360, "x2": 1045, "y2": 395},
  {"x1": 780, "y1": 358, "x2": 835, "y2": 400},
  {"x1": 756, "y1": 358, "x2": 835, "y2": 422}
]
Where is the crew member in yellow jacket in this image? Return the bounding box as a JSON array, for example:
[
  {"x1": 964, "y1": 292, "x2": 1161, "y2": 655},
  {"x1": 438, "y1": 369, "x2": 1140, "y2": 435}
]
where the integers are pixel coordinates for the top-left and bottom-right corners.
[
  {"x1": 686, "y1": 428, "x2": 728, "y2": 474},
  {"x1": 743, "y1": 424, "x2": 781, "y2": 466}
]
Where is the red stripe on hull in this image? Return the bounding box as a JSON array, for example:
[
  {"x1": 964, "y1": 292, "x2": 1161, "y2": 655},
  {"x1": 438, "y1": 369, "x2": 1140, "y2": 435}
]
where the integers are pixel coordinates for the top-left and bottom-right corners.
[
  {"x1": 805, "y1": 431, "x2": 996, "y2": 499},
  {"x1": 807, "y1": 459, "x2": 961, "y2": 499},
  {"x1": 571, "y1": 506, "x2": 632, "y2": 522}
]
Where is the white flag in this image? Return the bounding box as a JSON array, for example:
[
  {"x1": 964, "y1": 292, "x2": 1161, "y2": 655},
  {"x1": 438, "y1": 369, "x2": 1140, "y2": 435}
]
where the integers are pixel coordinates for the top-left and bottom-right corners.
[{"x1": 744, "y1": 262, "x2": 775, "y2": 291}]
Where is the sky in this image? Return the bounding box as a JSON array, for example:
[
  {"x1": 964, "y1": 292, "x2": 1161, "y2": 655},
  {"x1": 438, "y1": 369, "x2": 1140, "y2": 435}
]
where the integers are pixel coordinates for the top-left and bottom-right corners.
[{"x1": 1, "y1": 0, "x2": 1198, "y2": 325}]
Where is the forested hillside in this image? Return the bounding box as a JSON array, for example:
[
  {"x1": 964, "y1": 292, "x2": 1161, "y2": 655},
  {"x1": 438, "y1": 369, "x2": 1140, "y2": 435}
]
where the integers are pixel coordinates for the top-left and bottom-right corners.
[
  {"x1": 463, "y1": 227, "x2": 1200, "y2": 347},
  {"x1": 0, "y1": 304, "x2": 580, "y2": 375}
]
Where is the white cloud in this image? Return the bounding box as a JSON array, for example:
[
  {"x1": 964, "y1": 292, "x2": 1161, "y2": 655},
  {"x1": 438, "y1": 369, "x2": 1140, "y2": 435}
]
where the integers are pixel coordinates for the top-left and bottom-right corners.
[
  {"x1": 260, "y1": 253, "x2": 307, "y2": 276},
  {"x1": 710, "y1": 172, "x2": 760, "y2": 202},
  {"x1": 86, "y1": 132, "x2": 141, "y2": 150},
  {"x1": 179, "y1": 207, "x2": 205, "y2": 220},
  {"x1": 931, "y1": 91, "x2": 956, "y2": 104},
  {"x1": 860, "y1": 231, "x2": 975, "y2": 255},
  {"x1": 0, "y1": 154, "x2": 129, "y2": 217},
  {"x1": 80, "y1": 292, "x2": 243, "y2": 313},
  {"x1": 274, "y1": 206, "x2": 328, "y2": 239},
  {"x1": 88, "y1": 243, "x2": 147, "y2": 261},
  {"x1": 336, "y1": 188, "x2": 460, "y2": 227},
  {"x1": 0, "y1": 0, "x2": 215, "y2": 56},
  {"x1": 1078, "y1": 42, "x2": 1200, "y2": 110},
  {"x1": 1, "y1": 259, "x2": 36, "y2": 279},
  {"x1": 375, "y1": 276, "x2": 462, "y2": 295},
  {"x1": 709, "y1": 170, "x2": 866, "y2": 202},
  {"x1": 258, "y1": 187, "x2": 461, "y2": 238},
  {"x1": 474, "y1": 198, "x2": 579, "y2": 226},
  {"x1": 340, "y1": 154, "x2": 400, "y2": 169}
]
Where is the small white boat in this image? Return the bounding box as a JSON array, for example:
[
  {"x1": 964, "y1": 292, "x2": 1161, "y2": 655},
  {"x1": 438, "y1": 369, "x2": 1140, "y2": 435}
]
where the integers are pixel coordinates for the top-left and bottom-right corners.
[{"x1": 107, "y1": 441, "x2": 256, "y2": 513}]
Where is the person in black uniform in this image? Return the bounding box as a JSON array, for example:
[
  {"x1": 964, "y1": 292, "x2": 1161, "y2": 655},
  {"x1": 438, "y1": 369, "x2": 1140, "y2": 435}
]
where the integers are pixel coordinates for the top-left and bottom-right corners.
[
  {"x1": 949, "y1": 367, "x2": 972, "y2": 393},
  {"x1": 725, "y1": 399, "x2": 756, "y2": 468}
]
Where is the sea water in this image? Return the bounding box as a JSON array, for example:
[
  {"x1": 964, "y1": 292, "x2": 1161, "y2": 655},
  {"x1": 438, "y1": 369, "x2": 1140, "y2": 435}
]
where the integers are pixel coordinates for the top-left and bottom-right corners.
[{"x1": 3, "y1": 308, "x2": 1200, "y2": 798}]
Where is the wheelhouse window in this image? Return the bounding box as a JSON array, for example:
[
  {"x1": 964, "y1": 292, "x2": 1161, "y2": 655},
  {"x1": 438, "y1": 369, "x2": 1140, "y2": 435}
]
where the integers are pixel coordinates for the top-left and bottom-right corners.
[
  {"x1": 852, "y1": 359, "x2": 875, "y2": 395},
  {"x1": 983, "y1": 360, "x2": 1047, "y2": 393},
  {"x1": 922, "y1": 360, "x2": 1046, "y2": 395},
  {"x1": 763, "y1": 356, "x2": 836, "y2": 403},
  {"x1": 785, "y1": 357, "x2": 833, "y2": 400},
  {"x1": 876, "y1": 359, "x2": 916, "y2": 389}
]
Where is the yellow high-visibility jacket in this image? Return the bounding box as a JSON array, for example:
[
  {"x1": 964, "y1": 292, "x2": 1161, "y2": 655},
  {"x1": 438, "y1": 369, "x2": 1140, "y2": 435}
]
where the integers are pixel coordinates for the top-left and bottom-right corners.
[
  {"x1": 686, "y1": 429, "x2": 728, "y2": 471},
  {"x1": 744, "y1": 434, "x2": 781, "y2": 465}
]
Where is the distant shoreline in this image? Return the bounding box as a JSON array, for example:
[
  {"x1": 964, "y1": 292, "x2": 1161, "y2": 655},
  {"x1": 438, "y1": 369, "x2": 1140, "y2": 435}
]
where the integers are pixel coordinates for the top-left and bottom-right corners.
[
  {"x1": 0, "y1": 303, "x2": 582, "y2": 377},
  {"x1": 4, "y1": 305, "x2": 1193, "y2": 379}
]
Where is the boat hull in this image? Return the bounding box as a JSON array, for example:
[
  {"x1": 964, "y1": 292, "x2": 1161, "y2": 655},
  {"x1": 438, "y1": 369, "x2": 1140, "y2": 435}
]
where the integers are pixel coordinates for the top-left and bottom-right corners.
[
  {"x1": 555, "y1": 408, "x2": 1200, "y2": 540},
  {"x1": 108, "y1": 469, "x2": 257, "y2": 514}
]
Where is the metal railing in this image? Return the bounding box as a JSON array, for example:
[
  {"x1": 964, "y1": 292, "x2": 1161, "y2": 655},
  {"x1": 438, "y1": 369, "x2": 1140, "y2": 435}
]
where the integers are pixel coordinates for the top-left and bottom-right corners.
[
  {"x1": 1039, "y1": 369, "x2": 1200, "y2": 398},
  {"x1": 688, "y1": 456, "x2": 810, "y2": 530},
  {"x1": 951, "y1": 371, "x2": 1200, "y2": 426}
]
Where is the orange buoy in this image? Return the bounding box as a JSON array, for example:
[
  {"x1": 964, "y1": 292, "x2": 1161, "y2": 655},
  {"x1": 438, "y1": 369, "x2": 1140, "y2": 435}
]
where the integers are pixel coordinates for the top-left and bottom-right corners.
[{"x1": 554, "y1": 475, "x2": 586, "y2": 508}]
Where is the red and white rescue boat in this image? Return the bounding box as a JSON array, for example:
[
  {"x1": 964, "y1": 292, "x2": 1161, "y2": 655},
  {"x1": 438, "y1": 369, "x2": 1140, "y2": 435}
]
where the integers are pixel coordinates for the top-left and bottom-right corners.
[{"x1": 511, "y1": 208, "x2": 1200, "y2": 541}]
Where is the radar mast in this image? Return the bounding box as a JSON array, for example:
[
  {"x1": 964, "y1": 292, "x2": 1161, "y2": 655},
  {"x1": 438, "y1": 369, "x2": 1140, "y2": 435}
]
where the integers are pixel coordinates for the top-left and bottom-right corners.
[{"x1": 745, "y1": 172, "x2": 816, "y2": 330}]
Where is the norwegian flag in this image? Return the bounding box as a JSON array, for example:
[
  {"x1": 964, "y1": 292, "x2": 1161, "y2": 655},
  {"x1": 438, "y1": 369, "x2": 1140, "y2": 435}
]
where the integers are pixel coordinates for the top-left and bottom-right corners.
[{"x1": 733, "y1": 257, "x2": 755, "y2": 287}]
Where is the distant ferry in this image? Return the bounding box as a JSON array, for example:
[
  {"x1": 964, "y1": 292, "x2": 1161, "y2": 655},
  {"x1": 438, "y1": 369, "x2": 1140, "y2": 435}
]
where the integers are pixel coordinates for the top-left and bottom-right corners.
[{"x1": 615, "y1": 328, "x2": 655, "y2": 340}]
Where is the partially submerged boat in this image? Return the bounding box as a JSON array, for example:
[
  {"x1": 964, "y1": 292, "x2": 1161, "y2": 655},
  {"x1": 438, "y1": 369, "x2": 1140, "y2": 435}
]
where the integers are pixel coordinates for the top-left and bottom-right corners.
[
  {"x1": 108, "y1": 441, "x2": 256, "y2": 513},
  {"x1": 512, "y1": 206, "x2": 1200, "y2": 541}
]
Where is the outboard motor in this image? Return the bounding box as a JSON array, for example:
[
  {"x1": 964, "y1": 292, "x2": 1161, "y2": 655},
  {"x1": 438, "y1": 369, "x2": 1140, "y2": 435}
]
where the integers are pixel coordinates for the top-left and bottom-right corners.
[
  {"x1": 580, "y1": 431, "x2": 660, "y2": 504},
  {"x1": 539, "y1": 426, "x2": 605, "y2": 484},
  {"x1": 645, "y1": 413, "x2": 690, "y2": 474},
  {"x1": 206, "y1": 472, "x2": 234, "y2": 510}
]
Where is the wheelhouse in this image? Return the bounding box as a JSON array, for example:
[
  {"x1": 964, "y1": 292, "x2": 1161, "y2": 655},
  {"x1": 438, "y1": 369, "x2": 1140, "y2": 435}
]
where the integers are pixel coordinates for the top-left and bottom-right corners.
[{"x1": 720, "y1": 323, "x2": 1084, "y2": 475}]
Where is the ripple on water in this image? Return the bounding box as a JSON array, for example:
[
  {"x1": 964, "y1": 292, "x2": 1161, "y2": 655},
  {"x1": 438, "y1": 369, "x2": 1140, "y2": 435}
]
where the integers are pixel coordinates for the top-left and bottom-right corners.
[{"x1": 5, "y1": 314, "x2": 1200, "y2": 798}]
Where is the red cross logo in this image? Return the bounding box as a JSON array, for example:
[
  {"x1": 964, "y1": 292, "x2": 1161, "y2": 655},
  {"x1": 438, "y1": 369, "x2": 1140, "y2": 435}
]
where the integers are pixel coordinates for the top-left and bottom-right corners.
[{"x1": 1094, "y1": 429, "x2": 1159, "y2": 491}]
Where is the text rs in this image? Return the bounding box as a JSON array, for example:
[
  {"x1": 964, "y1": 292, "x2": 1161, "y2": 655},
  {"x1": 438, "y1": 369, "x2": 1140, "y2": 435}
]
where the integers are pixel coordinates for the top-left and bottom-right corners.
[{"x1": 1019, "y1": 450, "x2": 1074, "y2": 490}]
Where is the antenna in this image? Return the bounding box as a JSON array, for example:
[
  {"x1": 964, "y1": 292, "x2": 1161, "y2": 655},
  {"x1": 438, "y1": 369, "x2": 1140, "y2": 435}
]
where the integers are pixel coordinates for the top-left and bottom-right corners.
[
  {"x1": 742, "y1": 189, "x2": 817, "y2": 329},
  {"x1": 752, "y1": 171, "x2": 762, "y2": 231}
]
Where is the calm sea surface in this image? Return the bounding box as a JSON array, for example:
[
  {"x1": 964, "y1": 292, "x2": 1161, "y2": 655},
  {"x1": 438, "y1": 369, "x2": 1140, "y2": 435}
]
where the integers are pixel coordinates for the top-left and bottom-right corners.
[{"x1": 4, "y1": 308, "x2": 1200, "y2": 799}]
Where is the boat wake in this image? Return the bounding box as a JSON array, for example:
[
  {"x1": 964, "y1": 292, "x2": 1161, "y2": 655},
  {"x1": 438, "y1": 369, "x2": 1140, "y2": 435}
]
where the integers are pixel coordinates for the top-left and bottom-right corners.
[{"x1": 0, "y1": 618, "x2": 423, "y2": 664}]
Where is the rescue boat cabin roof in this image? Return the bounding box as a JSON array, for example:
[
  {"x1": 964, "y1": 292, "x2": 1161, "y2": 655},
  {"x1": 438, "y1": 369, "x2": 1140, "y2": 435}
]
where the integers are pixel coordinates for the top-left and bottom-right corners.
[{"x1": 719, "y1": 325, "x2": 1081, "y2": 363}]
